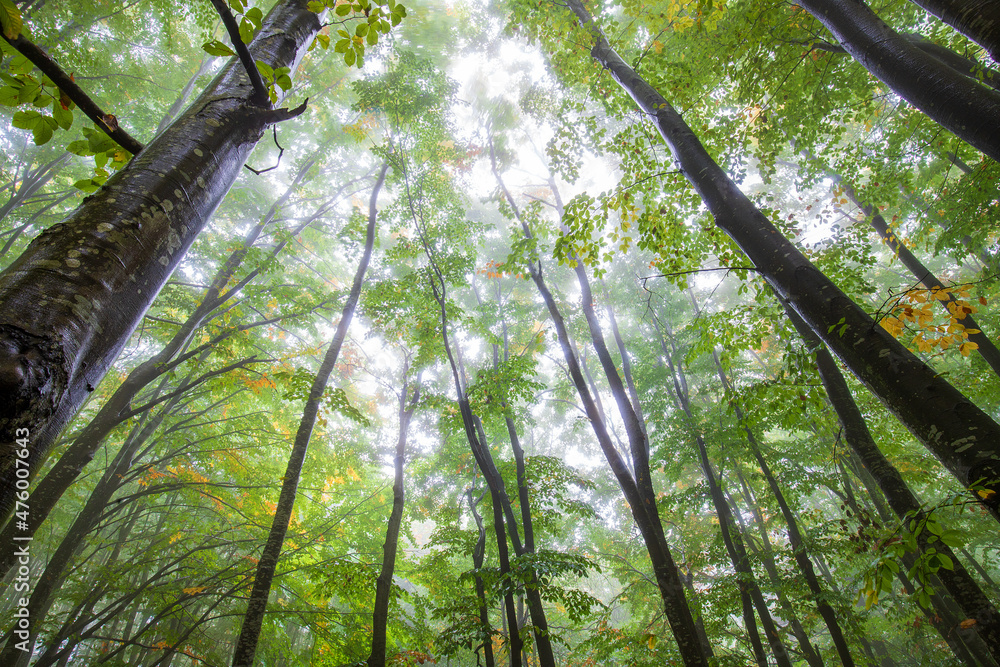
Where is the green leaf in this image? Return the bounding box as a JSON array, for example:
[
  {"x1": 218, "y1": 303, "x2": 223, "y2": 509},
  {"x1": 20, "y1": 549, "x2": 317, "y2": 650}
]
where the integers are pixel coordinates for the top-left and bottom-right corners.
[
  {"x1": 52, "y1": 100, "x2": 72, "y2": 130},
  {"x1": 255, "y1": 60, "x2": 274, "y2": 82},
  {"x1": 11, "y1": 108, "x2": 41, "y2": 129},
  {"x1": 202, "y1": 40, "x2": 236, "y2": 57},
  {"x1": 940, "y1": 530, "x2": 964, "y2": 548},
  {"x1": 31, "y1": 119, "x2": 53, "y2": 145},
  {"x1": 239, "y1": 17, "x2": 255, "y2": 44},
  {"x1": 0, "y1": 85, "x2": 17, "y2": 106},
  {"x1": 9, "y1": 55, "x2": 33, "y2": 75},
  {"x1": 335, "y1": 3, "x2": 352, "y2": 15},
  {"x1": 66, "y1": 140, "x2": 90, "y2": 156},
  {"x1": 245, "y1": 6, "x2": 263, "y2": 28},
  {"x1": 307, "y1": 0, "x2": 326, "y2": 11},
  {"x1": 344, "y1": 49, "x2": 356, "y2": 67},
  {"x1": 334, "y1": 39, "x2": 350, "y2": 54},
  {"x1": 356, "y1": 23, "x2": 369, "y2": 36},
  {"x1": 366, "y1": 30, "x2": 378, "y2": 45},
  {"x1": 73, "y1": 177, "x2": 103, "y2": 193},
  {"x1": 0, "y1": 0, "x2": 22, "y2": 39}
]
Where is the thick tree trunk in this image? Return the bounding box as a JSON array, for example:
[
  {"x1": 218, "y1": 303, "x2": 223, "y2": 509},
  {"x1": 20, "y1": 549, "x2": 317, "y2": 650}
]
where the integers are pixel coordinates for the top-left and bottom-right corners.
[
  {"x1": 231, "y1": 159, "x2": 388, "y2": 667},
  {"x1": 795, "y1": 0, "x2": 1000, "y2": 161},
  {"x1": 0, "y1": 0, "x2": 320, "y2": 520},
  {"x1": 811, "y1": 32, "x2": 1000, "y2": 92},
  {"x1": 0, "y1": 150, "x2": 324, "y2": 557},
  {"x1": 564, "y1": 0, "x2": 1000, "y2": 518},
  {"x1": 784, "y1": 306, "x2": 1000, "y2": 660},
  {"x1": 907, "y1": 0, "x2": 1000, "y2": 62},
  {"x1": 368, "y1": 372, "x2": 419, "y2": 667}
]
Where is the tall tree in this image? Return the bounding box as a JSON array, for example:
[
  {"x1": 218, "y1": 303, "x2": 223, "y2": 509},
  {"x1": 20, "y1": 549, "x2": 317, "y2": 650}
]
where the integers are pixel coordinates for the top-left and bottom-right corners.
[
  {"x1": 231, "y1": 159, "x2": 389, "y2": 666},
  {"x1": 0, "y1": 0, "x2": 322, "y2": 521},
  {"x1": 539, "y1": 0, "x2": 1000, "y2": 517}
]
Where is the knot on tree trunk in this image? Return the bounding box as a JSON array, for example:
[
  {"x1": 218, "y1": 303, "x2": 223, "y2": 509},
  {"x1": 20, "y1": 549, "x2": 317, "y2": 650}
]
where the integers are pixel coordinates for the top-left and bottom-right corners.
[{"x1": 0, "y1": 329, "x2": 60, "y2": 422}]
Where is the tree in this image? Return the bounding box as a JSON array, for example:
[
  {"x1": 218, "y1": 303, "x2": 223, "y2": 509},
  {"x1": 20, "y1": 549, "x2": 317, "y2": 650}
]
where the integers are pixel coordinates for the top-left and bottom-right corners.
[
  {"x1": 543, "y1": 0, "x2": 1000, "y2": 518},
  {"x1": 0, "y1": 0, "x2": 322, "y2": 523},
  {"x1": 3, "y1": 0, "x2": 1000, "y2": 664}
]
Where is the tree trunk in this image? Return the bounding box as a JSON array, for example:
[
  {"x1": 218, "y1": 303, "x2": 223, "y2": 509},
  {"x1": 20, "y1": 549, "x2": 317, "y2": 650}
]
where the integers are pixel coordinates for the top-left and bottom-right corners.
[
  {"x1": 0, "y1": 0, "x2": 320, "y2": 521},
  {"x1": 784, "y1": 305, "x2": 1000, "y2": 661},
  {"x1": 490, "y1": 144, "x2": 711, "y2": 664},
  {"x1": 467, "y1": 489, "x2": 497, "y2": 667},
  {"x1": 563, "y1": 0, "x2": 1000, "y2": 519},
  {"x1": 231, "y1": 159, "x2": 388, "y2": 667},
  {"x1": 432, "y1": 289, "x2": 528, "y2": 667},
  {"x1": 798, "y1": 156, "x2": 1000, "y2": 376},
  {"x1": 368, "y1": 371, "x2": 419, "y2": 667},
  {"x1": 796, "y1": 0, "x2": 1000, "y2": 161},
  {"x1": 907, "y1": 0, "x2": 1000, "y2": 62},
  {"x1": 659, "y1": 320, "x2": 792, "y2": 667},
  {"x1": 732, "y1": 472, "x2": 826, "y2": 667},
  {"x1": 708, "y1": 346, "x2": 855, "y2": 665}
]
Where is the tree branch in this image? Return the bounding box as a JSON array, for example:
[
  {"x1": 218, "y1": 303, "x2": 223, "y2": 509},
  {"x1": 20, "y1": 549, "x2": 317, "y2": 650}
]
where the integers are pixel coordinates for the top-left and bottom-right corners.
[
  {"x1": 1, "y1": 33, "x2": 145, "y2": 154},
  {"x1": 208, "y1": 0, "x2": 270, "y2": 106}
]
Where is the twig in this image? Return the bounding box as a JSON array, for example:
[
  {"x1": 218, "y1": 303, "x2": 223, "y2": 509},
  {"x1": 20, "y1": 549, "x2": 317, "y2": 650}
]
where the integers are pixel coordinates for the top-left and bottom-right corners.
[
  {"x1": 245, "y1": 126, "x2": 284, "y2": 175},
  {"x1": 2, "y1": 33, "x2": 145, "y2": 154},
  {"x1": 207, "y1": 0, "x2": 270, "y2": 106},
  {"x1": 639, "y1": 266, "x2": 760, "y2": 286}
]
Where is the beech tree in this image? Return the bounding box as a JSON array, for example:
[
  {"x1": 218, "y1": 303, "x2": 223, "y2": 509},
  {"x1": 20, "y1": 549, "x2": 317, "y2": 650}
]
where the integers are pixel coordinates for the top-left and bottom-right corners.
[{"x1": 2, "y1": 0, "x2": 1000, "y2": 664}]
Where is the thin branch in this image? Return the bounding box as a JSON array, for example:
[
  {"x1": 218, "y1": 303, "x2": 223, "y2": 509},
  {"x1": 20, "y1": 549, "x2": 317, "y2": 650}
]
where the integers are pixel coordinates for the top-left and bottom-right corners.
[
  {"x1": 1, "y1": 33, "x2": 145, "y2": 154},
  {"x1": 207, "y1": 0, "x2": 270, "y2": 106}
]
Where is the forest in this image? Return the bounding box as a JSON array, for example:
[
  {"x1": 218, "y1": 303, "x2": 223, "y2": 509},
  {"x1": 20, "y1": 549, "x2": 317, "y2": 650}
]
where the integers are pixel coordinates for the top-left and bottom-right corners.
[{"x1": 0, "y1": 0, "x2": 999, "y2": 664}]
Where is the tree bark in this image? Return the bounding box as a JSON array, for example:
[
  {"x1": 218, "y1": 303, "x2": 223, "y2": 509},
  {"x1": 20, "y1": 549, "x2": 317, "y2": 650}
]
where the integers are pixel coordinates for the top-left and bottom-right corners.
[
  {"x1": 0, "y1": 0, "x2": 320, "y2": 520},
  {"x1": 231, "y1": 159, "x2": 388, "y2": 667},
  {"x1": 564, "y1": 0, "x2": 1000, "y2": 519},
  {"x1": 795, "y1": 0, "x2": 1000, "y2": 162},
  {"x1": 907, "y1": 0, "x2": 1000, "y2": 62}
]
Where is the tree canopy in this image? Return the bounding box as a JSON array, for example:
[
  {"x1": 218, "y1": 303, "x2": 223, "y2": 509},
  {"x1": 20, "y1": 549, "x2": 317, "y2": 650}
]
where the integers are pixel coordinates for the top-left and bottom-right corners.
[{"x1": 1, "y1": 0, "x2": 999, "y2": 665}]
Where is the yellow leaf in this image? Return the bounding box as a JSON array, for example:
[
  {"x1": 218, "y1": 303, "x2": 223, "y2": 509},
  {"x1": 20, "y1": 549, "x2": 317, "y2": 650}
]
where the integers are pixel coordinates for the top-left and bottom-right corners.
[
  {"x1": 960, "y1": 341, "x2": 979, "y2": 356},
  {"x1": 183, "y1": 586, "x2": 206, "y2": 595},
  {"x1": 647, "y1": 634, "x2": 657, "y2": 650}
]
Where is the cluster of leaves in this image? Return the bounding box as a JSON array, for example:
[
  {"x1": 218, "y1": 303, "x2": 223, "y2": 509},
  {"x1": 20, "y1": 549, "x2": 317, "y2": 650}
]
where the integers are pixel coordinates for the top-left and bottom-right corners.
[
  {"x1": 878, "y1": 284, "x2": 986, "y2": 357},
  {"x1": 276, "y1": 366, "x2": 371, "y2": 426},
  {"x1": 0, "y1": 54, "x2": 74, "y2": 148},
  {"x1": 67, "y1": 126, "x2": 131, "y2": 192},
  {"x1": 310, "y1": 0, "x2": 407, "y2": 68},
  {"x1": 860, "y1": 504, "x2": 965, "y2": 610}
]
